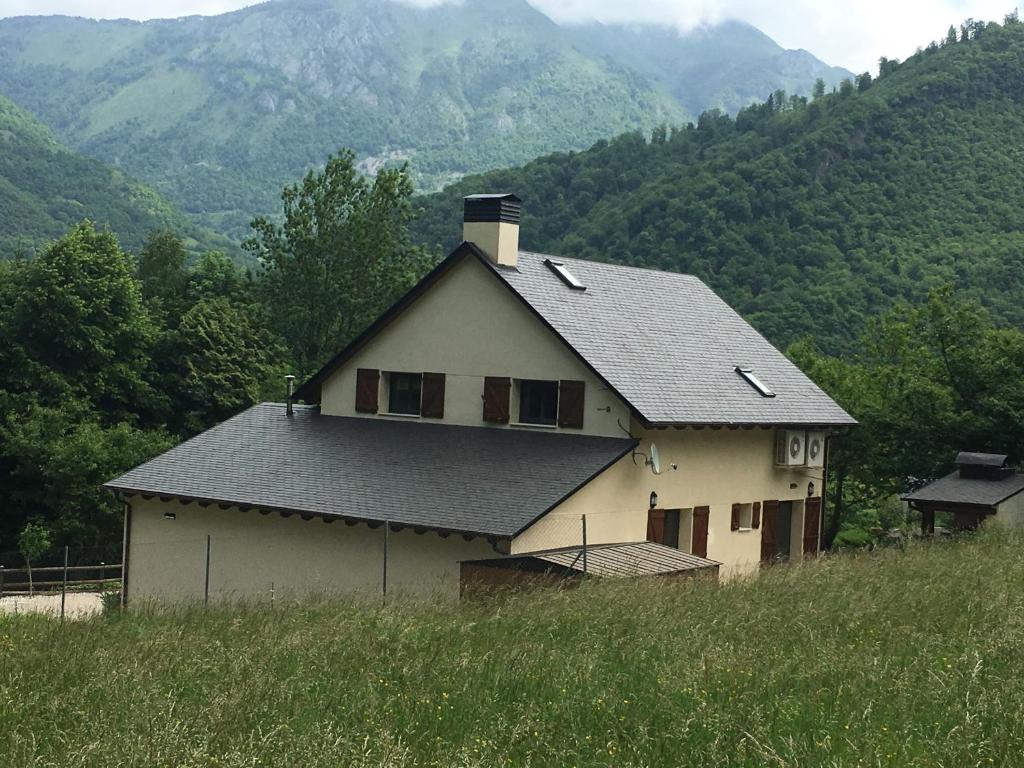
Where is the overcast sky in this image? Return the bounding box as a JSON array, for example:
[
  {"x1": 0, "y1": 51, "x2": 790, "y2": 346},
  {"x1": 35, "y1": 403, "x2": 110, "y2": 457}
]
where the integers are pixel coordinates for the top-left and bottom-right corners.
[{"x1": 0, "y1": 0, "x2": 1016, "y2": 72}]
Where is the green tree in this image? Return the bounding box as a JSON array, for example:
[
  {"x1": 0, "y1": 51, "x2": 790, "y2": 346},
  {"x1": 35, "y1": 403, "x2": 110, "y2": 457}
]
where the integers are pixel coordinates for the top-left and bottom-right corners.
[
  {"x1": 245, "y1": 150, "x2": 431, "y2": 376},
  {"x1": 812, "y1": 78, "x2": 826, "y2": 100},
  {"x1": 17, "y1": 521, "x2": 50, "y2": 595},
  {"x1": 136, "y1": 229, "x2": 190, "y2": 318}
]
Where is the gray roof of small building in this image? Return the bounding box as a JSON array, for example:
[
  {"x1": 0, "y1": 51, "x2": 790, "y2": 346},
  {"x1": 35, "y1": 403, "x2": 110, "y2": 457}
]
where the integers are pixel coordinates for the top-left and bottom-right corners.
[
  {"x1": 955, "y1": 452, "x2": 1008, "y2": 467},
  {"x1": 104, "y1": 403, "x2": 635, "y2": 538},
  {"x1": 491, "y1": 251, "x2": 856, "y2": 426},
  {"x1": 902, "y1": 470, "x2": 1024, "y2": 507},
  {"x1": 465, "y1": 541, "x2": 719, "y2": 577}
]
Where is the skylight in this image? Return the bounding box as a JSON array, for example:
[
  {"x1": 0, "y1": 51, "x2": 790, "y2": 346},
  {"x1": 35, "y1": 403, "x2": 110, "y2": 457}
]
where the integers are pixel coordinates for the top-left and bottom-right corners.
[
  {"x1": 735, "y1": 367, "x2": 776, "y2": 398},
  {"x1": 544, "y1": 259, "x2": 586, "y2": 290}
]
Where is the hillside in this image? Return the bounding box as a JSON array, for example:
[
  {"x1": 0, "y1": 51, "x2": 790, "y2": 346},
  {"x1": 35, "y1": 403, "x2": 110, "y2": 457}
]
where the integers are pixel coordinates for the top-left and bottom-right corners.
[
  {"x1": 3, "y1": 533, "x2": 1024, "y2": 765},
  {"x1": 0, "y1": 0, "x2": 847, "y2": 240},
  {"x1": 0, "y1": 95, "x2": 228, "y2": 256},
  {"x1": 414, "y1": 19, "x2": 1024, "y2": 355}
]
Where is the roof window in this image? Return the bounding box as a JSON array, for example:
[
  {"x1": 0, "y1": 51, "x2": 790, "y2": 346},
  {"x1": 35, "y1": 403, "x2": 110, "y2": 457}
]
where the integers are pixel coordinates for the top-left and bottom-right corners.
[
  {"x1": 735, "y1": 367, "x2": 775, "y2": 398},
  {"x1": 544, "y1": 259, "x2": 586, "y2": 290}
]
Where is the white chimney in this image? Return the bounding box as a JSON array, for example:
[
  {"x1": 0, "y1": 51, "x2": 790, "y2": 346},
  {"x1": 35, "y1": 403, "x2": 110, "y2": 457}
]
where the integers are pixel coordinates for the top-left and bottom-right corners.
[{"x1": 462, "y1": 193, "x2": 521, "y2": 267}]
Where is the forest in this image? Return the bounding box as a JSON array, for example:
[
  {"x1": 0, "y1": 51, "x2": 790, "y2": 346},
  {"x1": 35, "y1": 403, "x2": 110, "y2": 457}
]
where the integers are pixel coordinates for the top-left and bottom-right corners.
[{"x1": 2, "y1": 17, "x2": 1024, "y2": 561}]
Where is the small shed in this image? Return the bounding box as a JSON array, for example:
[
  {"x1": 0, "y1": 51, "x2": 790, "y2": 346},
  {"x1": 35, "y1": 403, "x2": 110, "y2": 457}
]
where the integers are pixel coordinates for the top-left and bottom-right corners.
[
  {"x1": 460, "y1": 541, "x2": 719, "y2": 595},
  {"x1": 902, "y1": 453, "x2": 1024, "y2": 533}
]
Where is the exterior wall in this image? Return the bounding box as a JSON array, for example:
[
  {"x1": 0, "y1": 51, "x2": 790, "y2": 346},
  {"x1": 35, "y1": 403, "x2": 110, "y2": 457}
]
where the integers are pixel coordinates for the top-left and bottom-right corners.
[
  {"x1": 126, "y1": 498, "x2": 495, "y2": 603},
  {"x1": 513, "y1": 426, "x2": 819, "y2": 579},
  {"x1": 995, "y1": 492, "x2": 1024, "y2": 528},
  {"x1": 462, "y1": 221, "x2": 519, "y2": 266},
  {"x1": 319, "y1": 256, "x2": 632, "y2": 438}
]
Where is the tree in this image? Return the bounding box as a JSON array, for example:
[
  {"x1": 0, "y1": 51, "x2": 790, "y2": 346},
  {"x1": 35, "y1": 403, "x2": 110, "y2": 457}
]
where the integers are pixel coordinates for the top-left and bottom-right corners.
[
  {"x1": 812, "y1": 78, "x2": 826, "y2": 100},
  {"x1": 245, "y1": 150, "x2": 431, "y2": 376},
  {"x1": 18, "y1": 521, "x2": 50, "y2": 595},
  {"x1": 136, "y1": 230, "x2": 190, "y2": 318}
]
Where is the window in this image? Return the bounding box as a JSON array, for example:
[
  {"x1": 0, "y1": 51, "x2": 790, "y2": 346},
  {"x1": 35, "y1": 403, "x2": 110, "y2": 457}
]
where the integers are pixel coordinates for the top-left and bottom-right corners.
[
  {"x1": 735, "y1": 366, "x2": 775, "y2": 398},
  {"x1": 387, "y1": 372, "x2": 422, "y2": 415},
  {"x1": 731, "y1": 503, "x2": 755, "y2": 531},
  {"x1": 518, "y1": 379, "x2": 558, "y2": 425},
  {"x1": 544, "y1": 259, "x2": 586, "y2": 290}
]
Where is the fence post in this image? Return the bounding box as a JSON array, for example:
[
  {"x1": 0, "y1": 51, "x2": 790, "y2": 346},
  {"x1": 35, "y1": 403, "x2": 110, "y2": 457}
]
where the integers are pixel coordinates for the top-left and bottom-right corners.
[
  {"x1": 382, "y1": 521, "x2": 390, "y2": 604},
  {"x1": 60, "y1": 546, "x2": 69, "y2": 624},
  {"x1": 581, "y1": 514, "x2": 588, "y2": 576},
  {"x1": 204, "y1": 535, "x2": 211, "y2": 607}
]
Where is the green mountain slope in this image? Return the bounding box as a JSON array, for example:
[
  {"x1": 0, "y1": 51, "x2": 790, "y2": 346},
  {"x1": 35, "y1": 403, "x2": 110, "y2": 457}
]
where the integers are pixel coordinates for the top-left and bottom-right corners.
[
  {"x1": 0, "y1": 95, "x2": 225, "y2": 255},
  {"x1": 0, "y1": 0, "x2": 846, "y2": 241},
  {"x1": 414, "y1": 19, "x2": 1024, "y2": 355}
]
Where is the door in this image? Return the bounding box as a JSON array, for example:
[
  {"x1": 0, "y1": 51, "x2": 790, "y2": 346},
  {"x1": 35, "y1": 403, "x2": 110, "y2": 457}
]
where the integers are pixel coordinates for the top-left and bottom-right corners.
[
  {"x1": 692, "y1": 506, "x2": 710, "y2": 558},
  {"x1": 761, "y1": 500, "x2": 779, "y2": 563},
  {"x1": 647, "y1": 510, "x2": 680, "y2": 548},
  {"x1": 803, "y1": 497, "x2": 822, "y2": 556}
]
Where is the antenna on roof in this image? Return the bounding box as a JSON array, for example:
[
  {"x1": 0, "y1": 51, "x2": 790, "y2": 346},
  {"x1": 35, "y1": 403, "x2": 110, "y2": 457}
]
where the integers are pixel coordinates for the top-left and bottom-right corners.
[{"x1": 285, "y1": 375, "x2": 296, "y2": 417}]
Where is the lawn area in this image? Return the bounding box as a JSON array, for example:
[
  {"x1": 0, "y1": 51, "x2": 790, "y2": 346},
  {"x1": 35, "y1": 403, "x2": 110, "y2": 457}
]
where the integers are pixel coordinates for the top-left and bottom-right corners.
[{"x1": 2, "y1": 532, "x2": 1023, "y2": 767}]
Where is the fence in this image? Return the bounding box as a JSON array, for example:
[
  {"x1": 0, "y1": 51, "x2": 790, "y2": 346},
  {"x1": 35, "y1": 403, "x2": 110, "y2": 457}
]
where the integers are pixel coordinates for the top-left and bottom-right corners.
[{"x1": 0, "y1": 545, "x2": 122, "y2": 623}]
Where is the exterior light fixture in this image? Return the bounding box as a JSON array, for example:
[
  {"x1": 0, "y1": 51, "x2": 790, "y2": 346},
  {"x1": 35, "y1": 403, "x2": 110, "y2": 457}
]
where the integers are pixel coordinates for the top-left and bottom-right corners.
[
  {"x1": 807, "y1": 481, "x2": 816, "y2": 498},
  {"x1": 163, "y1": 512, "x2": 176, "y2": 520},
  {"x1": 649, "y1": 491, "x2": 659, "y2": 509}
]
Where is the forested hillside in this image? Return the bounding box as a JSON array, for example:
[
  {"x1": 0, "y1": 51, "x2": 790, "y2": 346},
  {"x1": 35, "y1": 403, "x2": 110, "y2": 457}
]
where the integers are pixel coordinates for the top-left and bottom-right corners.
[
  {"x1": 0, "y1": 0, "x2": 846, "y2": 240},
  {"x1": 0, "y1": 95, "x2": 222, "y2": 255},
  {"x1": 414, "y1": 17, "x2": 1024, "y2": 355}
]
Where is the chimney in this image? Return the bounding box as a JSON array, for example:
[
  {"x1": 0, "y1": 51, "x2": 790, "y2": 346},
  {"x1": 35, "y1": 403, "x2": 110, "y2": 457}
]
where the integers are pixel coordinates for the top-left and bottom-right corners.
[
  {"x1": 463, "y1": 193, "x2": 521, "y2": 267},
  {"x1": 285, "y1": 374, "x2": 296, "y2": 416}
]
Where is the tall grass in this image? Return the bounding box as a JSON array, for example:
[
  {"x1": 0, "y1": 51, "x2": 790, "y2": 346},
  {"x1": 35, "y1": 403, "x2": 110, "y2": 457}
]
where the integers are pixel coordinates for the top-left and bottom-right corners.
[{"x1": 2, "y1": 532, "x2": 1024, "y2": 767}]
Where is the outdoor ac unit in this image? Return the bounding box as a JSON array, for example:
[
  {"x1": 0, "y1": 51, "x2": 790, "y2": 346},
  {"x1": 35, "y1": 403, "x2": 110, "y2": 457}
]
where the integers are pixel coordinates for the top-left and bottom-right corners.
[
  {"x1": 776, "y1": 430, "x2": 807, "y2": 467},
  {"x1": 806, "y1": 431, "x2": 826, "y2": 468}
]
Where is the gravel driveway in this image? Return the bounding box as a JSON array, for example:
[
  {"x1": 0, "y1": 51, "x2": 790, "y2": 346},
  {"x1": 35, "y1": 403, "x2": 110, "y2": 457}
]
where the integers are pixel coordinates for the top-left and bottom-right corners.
[{"x1": 0, "y1": 592, "x2": 105, "y2": 619}]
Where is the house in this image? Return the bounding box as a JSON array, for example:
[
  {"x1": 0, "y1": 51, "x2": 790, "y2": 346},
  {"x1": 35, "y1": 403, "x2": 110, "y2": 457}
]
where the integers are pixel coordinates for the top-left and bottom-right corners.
[
  {"x1": 903, "y1": 452, "x2": 1024, "y2": 533},
  {"x1": 105, "y1": 194, "x2": 855, "y2": 603}
]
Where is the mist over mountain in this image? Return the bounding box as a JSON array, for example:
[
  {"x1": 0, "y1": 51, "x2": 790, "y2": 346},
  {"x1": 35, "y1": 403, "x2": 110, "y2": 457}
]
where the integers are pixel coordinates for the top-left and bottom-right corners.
[{"x1": 0, "y1": 0, "x2": 850, "y2": 239}]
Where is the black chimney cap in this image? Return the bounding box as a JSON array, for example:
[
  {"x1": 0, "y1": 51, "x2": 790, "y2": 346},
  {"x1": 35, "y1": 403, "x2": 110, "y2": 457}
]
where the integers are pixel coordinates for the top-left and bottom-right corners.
[{"x1": 464, "y1": 193, "x2": 522, "y2": 225}]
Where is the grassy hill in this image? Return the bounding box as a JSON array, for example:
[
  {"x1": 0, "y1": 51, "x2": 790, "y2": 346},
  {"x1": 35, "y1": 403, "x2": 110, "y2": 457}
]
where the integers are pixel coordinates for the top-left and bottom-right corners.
[
  {"x1": 0, "y1": 0, "x2": 847, "y2": 241},
  {"x1": 414, "y1": 18, "x2": 1024, "y2": 355},
  {"x1": 3, "y1": 532, "x2": 1023, "y2": 765},
  {"x1": 0, "y1": 94, "x2": 228, "y2": 256}
]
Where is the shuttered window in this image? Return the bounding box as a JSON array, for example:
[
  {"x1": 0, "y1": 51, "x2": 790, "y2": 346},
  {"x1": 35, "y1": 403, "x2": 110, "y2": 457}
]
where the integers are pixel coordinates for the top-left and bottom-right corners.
[
  {"x1": 751, "y1": 502, "x2": 761, "y2": 530},
  {"x1": 355, "y1": 368, "x2": 379, "y2": 413},
  {"x1": 482, "y1": 377, "x2": 511, "y2": 423},
  {"x1": 421, "y1": 373, "x2": 446, "y2": 419},
  {"x1": 804, "y1": 497, "x2": 822, "y2": 556},
  {"x1": 557, "y1": 380, "x2": 586, "y2": 429},
  {"x1": 731, "y1": 503, "x2": 741, "y2": 531}
]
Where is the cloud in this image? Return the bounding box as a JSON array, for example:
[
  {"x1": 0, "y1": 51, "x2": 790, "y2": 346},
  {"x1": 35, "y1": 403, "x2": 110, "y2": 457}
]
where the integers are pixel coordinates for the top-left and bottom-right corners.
[{"x1": 1, "y1": 0, "x2": 1015, "y2": 72}]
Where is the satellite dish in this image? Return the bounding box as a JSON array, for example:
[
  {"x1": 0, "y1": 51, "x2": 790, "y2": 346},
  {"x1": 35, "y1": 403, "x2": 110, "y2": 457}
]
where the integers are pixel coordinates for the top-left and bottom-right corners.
[{"x1": 648, "y1": 442, "x2": 662, "y2": 475}]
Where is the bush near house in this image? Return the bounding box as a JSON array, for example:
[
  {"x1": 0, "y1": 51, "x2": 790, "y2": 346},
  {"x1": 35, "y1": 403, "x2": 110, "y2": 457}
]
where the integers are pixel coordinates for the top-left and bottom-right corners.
[{"x1": 2, "y1": 531, "x2": 1023, "y2": 766}]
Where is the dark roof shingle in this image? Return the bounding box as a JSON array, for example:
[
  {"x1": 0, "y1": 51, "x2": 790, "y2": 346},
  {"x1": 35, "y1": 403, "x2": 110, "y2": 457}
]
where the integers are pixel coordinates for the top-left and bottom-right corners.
[{"x1": 105, "y1": 403, "x2": 635, "y2": 538}]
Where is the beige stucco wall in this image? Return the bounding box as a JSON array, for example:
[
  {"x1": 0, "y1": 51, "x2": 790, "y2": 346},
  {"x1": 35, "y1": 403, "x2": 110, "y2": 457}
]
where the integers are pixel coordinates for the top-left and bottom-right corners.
[
  {"x1": 995, "y1": 491, "x2": 1024, "y2": 528},
  {"x1": 126, "y1": 498, "x2": 495, "y2": 603},
  {"x1": 514, "y1": 426, "x2": 820, "y2": 579},
  {"x1": 319, "y1": 256, "x2": 632, "y2": 438}
]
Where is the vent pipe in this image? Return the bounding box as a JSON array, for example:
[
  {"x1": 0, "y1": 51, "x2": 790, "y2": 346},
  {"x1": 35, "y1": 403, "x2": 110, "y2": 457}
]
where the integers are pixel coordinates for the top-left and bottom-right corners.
[
  {"x1": 463, "y1": 193, "x2": 521, "y2": 267},
  {"x1": 285, "y1": 374, "x2": 296, "y2": 416}
]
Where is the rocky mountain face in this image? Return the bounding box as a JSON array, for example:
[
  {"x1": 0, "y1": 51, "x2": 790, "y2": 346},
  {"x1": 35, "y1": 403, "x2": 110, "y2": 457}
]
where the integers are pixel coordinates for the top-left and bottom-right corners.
[{"x1": 0, "y1": 0, "x2": 850, "y2": 240}]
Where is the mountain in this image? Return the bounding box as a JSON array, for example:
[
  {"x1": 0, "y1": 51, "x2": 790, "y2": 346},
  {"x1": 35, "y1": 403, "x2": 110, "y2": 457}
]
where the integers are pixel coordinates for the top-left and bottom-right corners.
[
  {"x1": 0, "y1": 94, "x2": 225, "y2": 255},
  {"x1": 0, "y1": 0, "x2": 847, "y2": 241},
  {"x1": 565, "y1": 19, "x2": 852, "y2": 116},
  {"x1": 413, "y1": 19, "x2": 1024, "y2": 355}
]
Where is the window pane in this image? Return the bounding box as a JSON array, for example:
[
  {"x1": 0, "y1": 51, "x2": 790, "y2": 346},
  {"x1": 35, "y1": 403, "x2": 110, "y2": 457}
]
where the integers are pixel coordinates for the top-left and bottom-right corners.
[
  {"x1": 519, "y1": 380, "x2": 558, "y2": 425},
  {"x1": 388, "y1": 373, "x2": 422, "y2": 415}
]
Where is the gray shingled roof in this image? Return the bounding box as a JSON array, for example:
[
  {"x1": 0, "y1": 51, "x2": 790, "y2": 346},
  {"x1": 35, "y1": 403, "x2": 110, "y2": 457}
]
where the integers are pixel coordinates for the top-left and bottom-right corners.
[
  {"x1": 491, "y1": 251, "x2": 855, "y2": 426},
  {"x1": 104, "y1": 403, "x2": 635, "y2": 538},
  {"x1": 465, "y1": 541, "x2": 719, "y2": 577},
  {"x1": 902, "y1": 471, "x2": 1024, "y2": 507}
]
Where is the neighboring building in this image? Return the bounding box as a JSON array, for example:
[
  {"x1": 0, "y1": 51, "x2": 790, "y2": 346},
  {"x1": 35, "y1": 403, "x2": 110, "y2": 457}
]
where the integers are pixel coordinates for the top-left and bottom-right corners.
[
  {"x1": 105, "y1": 194, "x2": 855, "y2": 603},
  {"x1": 903, "y1": 452, "x2": 1024, "y2": 533}
]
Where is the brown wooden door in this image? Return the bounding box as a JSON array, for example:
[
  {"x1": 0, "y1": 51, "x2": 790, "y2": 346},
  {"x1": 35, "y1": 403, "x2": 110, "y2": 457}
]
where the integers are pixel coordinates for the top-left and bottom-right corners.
[
  {"x1": 803, "y1": 497, "x2": 822, "y2": 556},
  {"x1": 692, "y1": 506, "x2": 710, "y2": 558},
  {"x1": 761, "y1": 500, "x2": 779, "y2": 563},
  {"x1": 646, "y1": 510, "x2": 666, "y2": 544}
]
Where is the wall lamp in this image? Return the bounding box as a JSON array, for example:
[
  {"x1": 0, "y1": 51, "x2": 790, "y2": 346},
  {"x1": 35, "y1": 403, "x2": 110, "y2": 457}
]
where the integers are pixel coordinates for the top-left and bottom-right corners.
[
  {"x1": 649, "y1": 491, "x2": 659, "y2": 509},
  {"x1": 807, "y1": 481, "x2": 816, "y2": 498}
]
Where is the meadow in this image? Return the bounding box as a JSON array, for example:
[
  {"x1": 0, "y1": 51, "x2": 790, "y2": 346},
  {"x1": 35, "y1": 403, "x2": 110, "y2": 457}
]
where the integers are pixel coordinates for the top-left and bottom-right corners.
[{"x1": 2, "y1": 532, "x2": 1023, "y2": 767}]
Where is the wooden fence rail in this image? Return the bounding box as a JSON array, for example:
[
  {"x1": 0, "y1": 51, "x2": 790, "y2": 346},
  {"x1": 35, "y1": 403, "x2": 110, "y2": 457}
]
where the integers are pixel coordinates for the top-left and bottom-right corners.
[{"x1": 0, "y1": 564, "x2": 122, "y2": 597}]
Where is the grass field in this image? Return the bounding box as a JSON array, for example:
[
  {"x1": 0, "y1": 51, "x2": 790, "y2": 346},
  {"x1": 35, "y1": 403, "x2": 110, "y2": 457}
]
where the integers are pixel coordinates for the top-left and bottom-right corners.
[{"x1": 2, "y1": 532, "x2": 1023, "y2": 767}]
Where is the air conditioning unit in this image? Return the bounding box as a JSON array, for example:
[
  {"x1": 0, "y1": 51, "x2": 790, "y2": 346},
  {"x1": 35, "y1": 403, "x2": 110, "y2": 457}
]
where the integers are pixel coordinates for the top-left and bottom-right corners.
[
  {"x1": 776, "y1": 430, "x2": 807, "y2": 467},
  {"x1": 806, "y1": 431, "x2": 826, "y2": 468}
]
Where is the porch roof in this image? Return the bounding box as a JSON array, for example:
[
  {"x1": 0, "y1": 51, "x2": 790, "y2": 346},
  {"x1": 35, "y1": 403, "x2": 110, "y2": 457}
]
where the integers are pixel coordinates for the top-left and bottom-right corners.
[{"x1": 463, "y1": 541, "x2": 719, "y2": 578}]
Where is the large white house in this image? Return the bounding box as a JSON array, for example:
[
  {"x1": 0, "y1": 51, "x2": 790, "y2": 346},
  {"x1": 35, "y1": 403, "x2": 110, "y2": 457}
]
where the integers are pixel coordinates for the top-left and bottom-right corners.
[{"x1": 106, "y1": 194, "x2": 855, "y2": 602}]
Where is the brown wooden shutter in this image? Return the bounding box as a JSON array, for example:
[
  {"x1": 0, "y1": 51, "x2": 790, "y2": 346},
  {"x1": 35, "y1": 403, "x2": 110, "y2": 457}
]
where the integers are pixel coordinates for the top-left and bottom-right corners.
[
  {"x1": 760, "y1": 500, "x2": 779, "y2": 563},
  {"x1": 355, "y1": 368, "x2": 379, "y2": 413},
  {"x1": 421, "y1": 373, "x2": 445, "y2": 419},
  {"x1": 803, "y1": 497, "x2": 822, "y2": 557},
  {"x1": 557, "y1": 380, "x2": 586, "y2": 429},
  {"x1": 646, "y1": 510, "x2": 666, "y2": 545},
  {"x1": 751, "y1": 502, "x2": 761, "y2": 530},
  {"x1": 692, "y1": 506, "x2": 710, "y2": 558},
  {"x1": 730, "y1": 503, "x2": 741, "y2": 531},
  {"x1": 482, "y1": 377, "x2": 511, "y2": 423}
]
